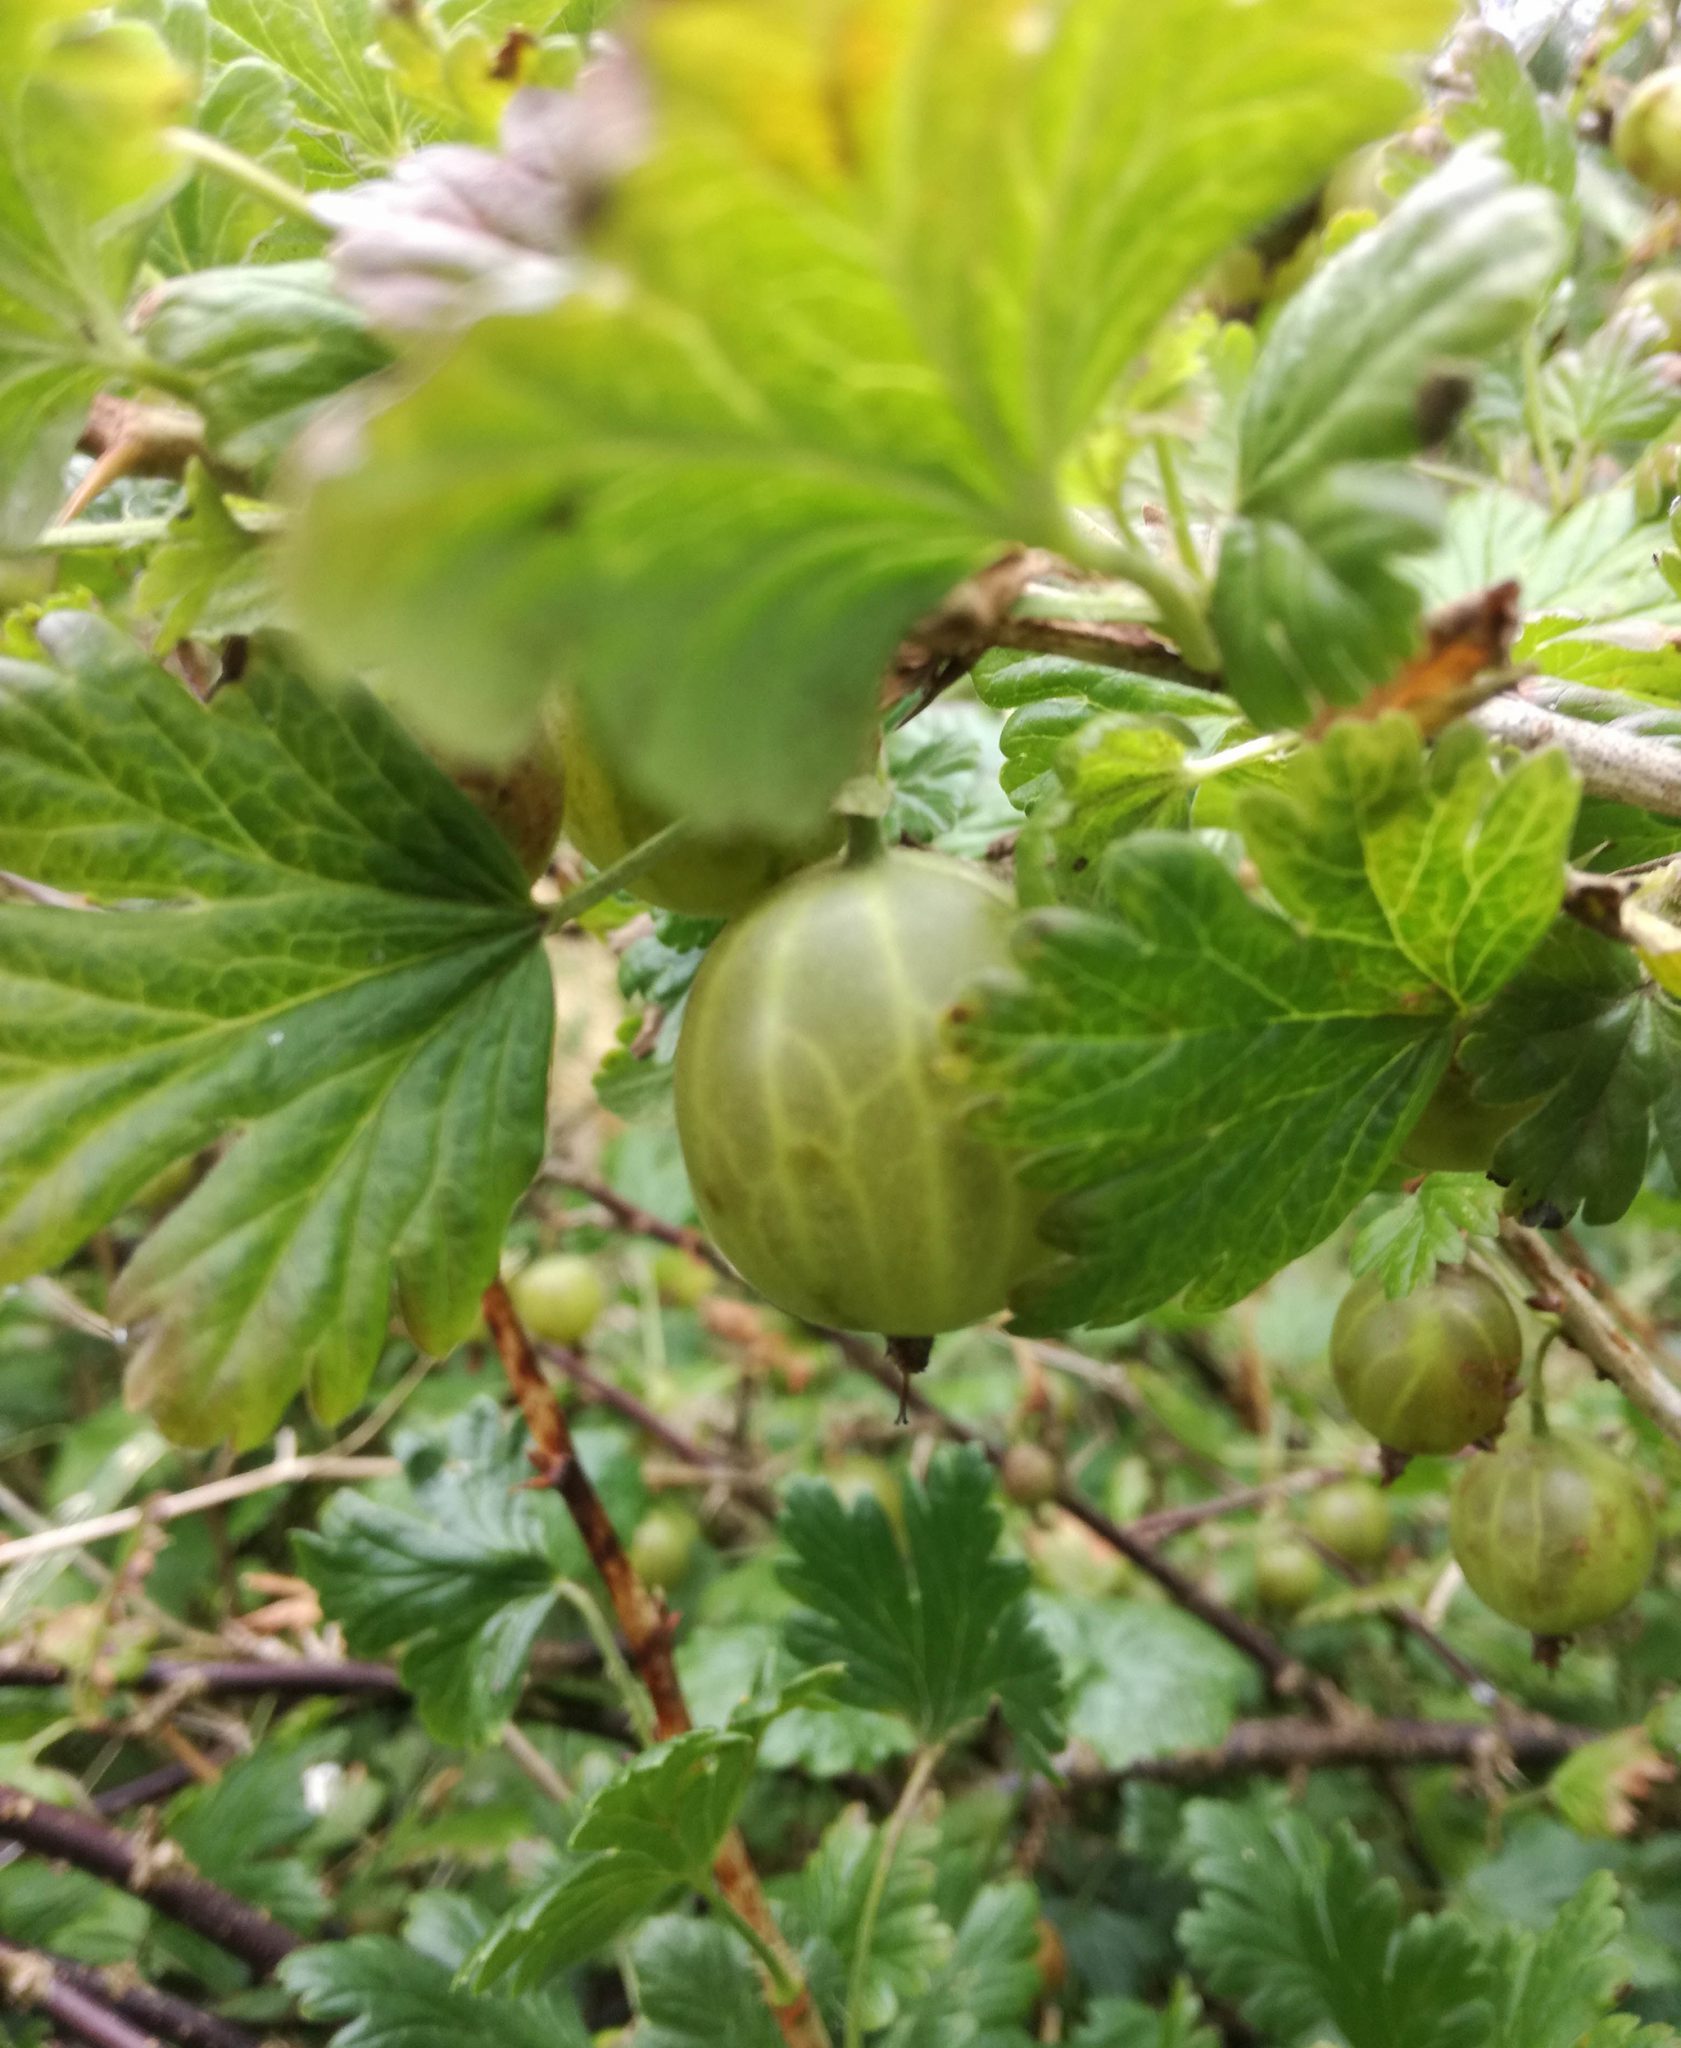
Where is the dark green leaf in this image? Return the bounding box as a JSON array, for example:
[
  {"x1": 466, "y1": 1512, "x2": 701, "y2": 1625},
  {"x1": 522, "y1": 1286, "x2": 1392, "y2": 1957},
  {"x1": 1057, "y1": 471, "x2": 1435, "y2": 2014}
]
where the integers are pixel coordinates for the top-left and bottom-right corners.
[
  {"x1": 1488, "y1": 1872, "x2": 1637, "y2": 2048},
  {"x1": 164, "y1": 1749, "x2": 326, "y2": 1932},
  {"x1": 952, "y1": 835, "x2": 1453, "y2": 1328},
  {"x1": 779, "y1": 1445, "x2": 1062, "y2": 1755},
  {"x1": 783, "y1": 1810, "x2": 948, "y2": 2037},
  {"x1": 0, "y1": 615, "x2": 552, "y2": 1445},
  {"x1": 883, "y1": 1882, "x2": 1043, "y2": 2048},
  {"x1": 294, "y1": 1403, "x2": 594, "y2": 1746},
  {"x1": 1069, "y1": 1986, "x2": 1218, "y2": 2048},
  {"x1": 628, "y1": 1916, "x2": 781, "y2": 2048},
  {"x1": 1178, "y1": 1799, "x2": 1494, "y2": 2048},
  {"x1": 132, "y1": 460, "x2": 277, "y2": 649},
  {"x1": 1466, "y1": 923, "x2": 1681, "y2": 1225}
]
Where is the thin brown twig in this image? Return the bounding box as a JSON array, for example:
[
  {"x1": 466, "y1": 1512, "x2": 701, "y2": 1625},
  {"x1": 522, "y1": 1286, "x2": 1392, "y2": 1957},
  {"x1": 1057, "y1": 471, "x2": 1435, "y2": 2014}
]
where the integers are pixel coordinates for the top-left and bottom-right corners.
[
  {"x1": 0, "y1": 1943, "x2": 164, "y2": 2048},
  {"x1": 0, "y1": 1787, "x2": 301, "y2": 1977},
  {"x1": 479, "y1": 1280, "x2": 830, "y2": 2048},
  {"x1": 1498, "y1": 1219, "x2": 1681, "y2": 1445},
  {"x1": 1127, "y1": 1466, "x2": 1364, "y2": 1544},
  {"x1": 1101, "y1": 1713, "x2": 1590, "y2": 1785},
  {"x1": 543, "y1": 1168, "x2": 733, "y2": 1277}
]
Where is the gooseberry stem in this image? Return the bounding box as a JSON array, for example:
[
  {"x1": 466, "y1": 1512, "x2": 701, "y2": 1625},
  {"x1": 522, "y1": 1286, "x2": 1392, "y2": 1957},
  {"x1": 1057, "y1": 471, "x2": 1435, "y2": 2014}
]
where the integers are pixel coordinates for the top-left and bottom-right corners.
[
  {"x1": 843, "y1": 1742, "x2": 944, "y2": 2048},
  {"x1": 843, "y1": 813, "x2": 888, "y2": 867},
  {"x1": 547, "y1": 819, "x2": 699, "y2": 928},
  {"x1": 166, "y1": 127, "x2": 325, "y2": 233},
  {"x1": 1528, "y1": 1328, "x2": 1561, "y2": 1439},
  {"x1": 703, "y1": 1885, "x2": 804, "y2": 2007}
]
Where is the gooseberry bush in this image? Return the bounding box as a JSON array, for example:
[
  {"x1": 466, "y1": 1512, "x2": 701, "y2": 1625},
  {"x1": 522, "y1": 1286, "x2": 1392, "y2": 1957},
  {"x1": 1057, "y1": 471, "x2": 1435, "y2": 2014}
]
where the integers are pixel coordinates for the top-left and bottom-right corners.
[{"x1": 10, "y1": 1, "x2": 1681, "y2": 2044}]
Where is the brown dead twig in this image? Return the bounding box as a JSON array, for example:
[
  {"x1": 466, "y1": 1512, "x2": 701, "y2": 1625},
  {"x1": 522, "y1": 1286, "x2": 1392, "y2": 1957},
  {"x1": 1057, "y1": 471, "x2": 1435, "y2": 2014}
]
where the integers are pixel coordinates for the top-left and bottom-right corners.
[{"x1": 479, "y1": 1279, "x2": 830, "y2": 2048}]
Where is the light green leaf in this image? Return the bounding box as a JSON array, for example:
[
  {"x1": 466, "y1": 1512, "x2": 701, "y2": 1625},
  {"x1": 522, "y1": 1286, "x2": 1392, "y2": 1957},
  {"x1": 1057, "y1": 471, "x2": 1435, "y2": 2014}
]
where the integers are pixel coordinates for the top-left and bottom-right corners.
[
  {"x1": 0, "y1": 614, "x2": 552, "y2": 1446},
  {"x1": 1415, "y1": 485, "x2": 1673, "y2": 625},
  {"x1": 1240, "y1": 716, "x2": 1578, "y2": 1008},
  {"x1": 779, "y1": 1445, "x2": 1063, "y2": 1755},
  {"x1": 0, "y1": 11, "x2": 189, "y2": 540},
  {"x1": 677, "y1": 1621, "x2": 915, "y2": 1778},
  {"x1": 1443, "y1": 24, "x2": 1577, "y2": 199},
  {"x1": 1548, "y1": 1733, "x2": 1672, "y2": 1842},
  {"x1": 783, "y1": 1810, "x2": 949, "y2": 2037},
  {"x1": 467, "y1": 1730, "x2": 759, "y2": 1989},
  {"x1": 1179, "y1": 1799, "x2": 1494, "y2": 2048},
  {"x1": 282, "y1": 1908, "x2": 589, "y2": 2048},
  {"x1": 203, "y1": 0, "x2": 411, "y2": 177},
  {"x1": 152, "y1": 55, "x2": 303, "y2": 270},
  {"x1": 1069, "y1": 1986, "x2": 1218, "y2": 2048},
  {"x1": 883, "y1": 1882, "x2": 1042, "y2": 2048},
  {"x1": 138, "y1": 261, "x2": 391, "y2": 477},
  {"x1": 1035, "y1": 1599, "x2": 1258, "y2": 1771},
  {"x1": 133, "y1": 459, "x2": 277, "y2": 648},
  {"x1": 287, "y1": 0, "x2": 1455, "y2": 831},
  {"x1": 1215, "y1": 149, "x2": 1562, "y2": 725},
  {"x1": 629, "y1": 1916, "x2": 782, "y2": 2048},
  {"x1": 1350, "y1": 1174, "x2": 1504, "y2": 1296},
  {"x1": 951, "y1": 834, "x2": 1453, "y2": 1328},
  {"x1": 1488, "y1": 1873, "x2": 1634, "y2": 2048}
]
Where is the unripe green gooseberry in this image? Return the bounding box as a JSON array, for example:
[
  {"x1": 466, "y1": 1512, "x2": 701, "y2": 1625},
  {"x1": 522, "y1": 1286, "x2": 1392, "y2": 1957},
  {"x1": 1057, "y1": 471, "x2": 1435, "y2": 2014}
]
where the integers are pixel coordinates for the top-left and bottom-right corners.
[
  {"x1": 1330, "y1": 1267, "x2": 1520, "y2": 1456},
  {"x1": 651, "y1": 1245, "x2": 716, "y2": 1309},
  {"x1": 1026, "y1": 1511, "x2": 1130, "y2": 1599},
  {"x1": 673, "y1": 847, "x2": 1045, "y2": 1334},
  {"x1": 1618, "y1": 67, "x2": 1681, "y2": 199},
  {"x1": 510, "y1": 1253, "x2": 606, "y2": 1346},
  {"x1": 628, "y1": 1503, "x2": 701, "y2": 1591},
  {"x1": 553, "y1": 695, "x2": 841, "y2": 919},
  {"x1": 1398, "y1": 1060, "x2": 1534, "y2": 1175},
  {"x1": 1450, "y1": 1432, "x2": 1657, "y2": 1636},
  {"x1": 1304, "y1": 1479, "x2": 1392, "y2": 1567},
  {"x1": 1253, "y1": 1535, "x2": 1323, "y2": 1614},
  {"x1": 1000, "y1": 1442, "x2": 1060, "y2": 1509},
  {"x1": 1622, "y1": 270, "x2": 1681, "y2": 350}
]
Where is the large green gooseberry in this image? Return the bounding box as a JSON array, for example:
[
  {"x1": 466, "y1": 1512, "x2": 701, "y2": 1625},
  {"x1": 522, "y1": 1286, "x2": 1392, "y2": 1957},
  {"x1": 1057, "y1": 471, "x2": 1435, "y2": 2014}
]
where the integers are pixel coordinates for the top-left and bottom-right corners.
[
  {"x1": 1330, "y1": 1266, "x2": 1520, "y2": 1455},
  {"x1": 1450, "y1": 1431, "x2": 1657, "y2": 1636},
  {"x1": 1617, "y1": 67, "x2": 1681, "y2": 199},
  {"x1": 554, "y1": 696, "x2": 840, "y2": 919},
  {"x1": 673, "y1": 846, "x2": 1045, "y2": 1334}
]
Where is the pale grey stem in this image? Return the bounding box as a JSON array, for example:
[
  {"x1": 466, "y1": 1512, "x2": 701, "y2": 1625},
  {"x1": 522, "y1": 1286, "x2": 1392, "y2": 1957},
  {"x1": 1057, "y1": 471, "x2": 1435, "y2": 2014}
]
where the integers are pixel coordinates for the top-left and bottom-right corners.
[{"x1": 1474, "y1": 695, "x2": 1681, "y2": 819}]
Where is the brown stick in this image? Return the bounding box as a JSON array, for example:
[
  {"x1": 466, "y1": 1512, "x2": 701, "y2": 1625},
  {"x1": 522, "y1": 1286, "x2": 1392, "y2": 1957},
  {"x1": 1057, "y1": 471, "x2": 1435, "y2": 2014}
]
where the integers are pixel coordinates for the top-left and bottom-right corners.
[
  {"x1": 479, "y1": 1281, "x2": 830, "y2": 2048},
  {"x1": 0, "y1": 1944, "x2": 163, "y2": 2048},
  {"x1": 1127, "y1": 1466, "x2": 1358, "y2": 1544},
  {"x1": 0, "y1": 1658, "x2": 403, "y2": 1700},
  {"x1": 545, "y1": 1169, "x2": 733, "y2": 1277},
  {"x1": 0, "y1": 1790, "x2": 299, "y2": 1977},
  {"x1": 1499, "y1": 1219, "x2": 1681, "y2": 1445},
  {"x1": 1108, "y1": 1713, "x2": 1591, "y2": 1784},
  {"x1": 18, "y1": 1948, "x2": 260, "y2": 2048}
]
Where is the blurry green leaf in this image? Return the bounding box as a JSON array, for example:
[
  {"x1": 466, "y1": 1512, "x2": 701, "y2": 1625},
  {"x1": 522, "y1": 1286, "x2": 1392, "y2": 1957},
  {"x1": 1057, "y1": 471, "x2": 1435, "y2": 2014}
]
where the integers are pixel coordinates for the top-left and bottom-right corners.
[
  {"x1": 0, "y1": 616, "x2": 552, "y2": 1446},
  {"x1": 165, "y1": 1748, "x2": 326, "y2": 1932},
  {"x1": 1179, "y1": 1799, "x2": 1494, "y2": 2048},
  {"x1": 678, "y1": 1622, "x2": 914, "y2": 1778},
  {"x1": 1549, "y1": 1732, "x2": 1676, "y2": 1842},
  {"x1": 779, "y1": 1445, "x2": 1062, "y2": 1755},
  {"x1": 203, "y1": 0, "x2": 410, "y2": 177},
  {"x1": 1487, "y1": 1872, "x2": 1635, "y2": 2048},
  {"x1": 0, "y1": 1864, "x2": 147, "y2": 1964},
  {"x1": 886, "y1": 723, "x2": 985, "y2": 846},
  {"x1": 283, "y1": 1909, "x2": 588, "y2": 2048},
  {"x1": 629, "y1": 1916, "x2": 782, "y2": 2048},
  {"x1": 133, "y1": 460, "x2": 276, "y2": 648},
  {"x1": 1415, "y1": 486, "x2": 1671, "y2": 627},
  {"x1": 0, "y1": 12, "x2": 188, "y2": 540},
  {"x1": 1047, "y1": 717, "x2": 1193, "y2": 859},
  {"x1": 1214, "y1": 151, "x2": 1561, "y2": 726},
  {"x1": 296, "y1": 1406, "x2": 583, "y2": 1746},
  {"x1": 467, "y1": 1730, "x2": 758, "y2": 1989},
  {"x1": 1241, "y1": 718, "x2": 1577, "y2": 1008},
  {"x1": 1069, "y1": 1985, "x2": 1218, "y2": 2048},
  {"x1": 288, "y1": 0, "x2": 1456, "y2": 830},
  {"x1": 1350, "y1": 1174, "x2": 1503, "y2": 1296},
  {"x1": 1466, "y1": 923, "x2": 1681, "y2": 1225},
  {"x1": 1443, "y1": 25, "x2": 1576, "y2": 199},
  {"x1": 152, "y1": 56, "x2": 303, "y2": 269},
  {"x1": 138, "y1": 262, "x2": 391, "y2": 477},
  {"x1": 951, "y1": 834, "x2": 1454, "y2": 1328},
  {"x1": 784, "y1": 1810, "x2": 949, "y2": 2036},
  {"x1": 883, "y1": 1882, "x2": 1042, "y2": 2048},
  {"x1": 1036, "y1": 1600, "x2": 1257, "y2": 1771}
]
